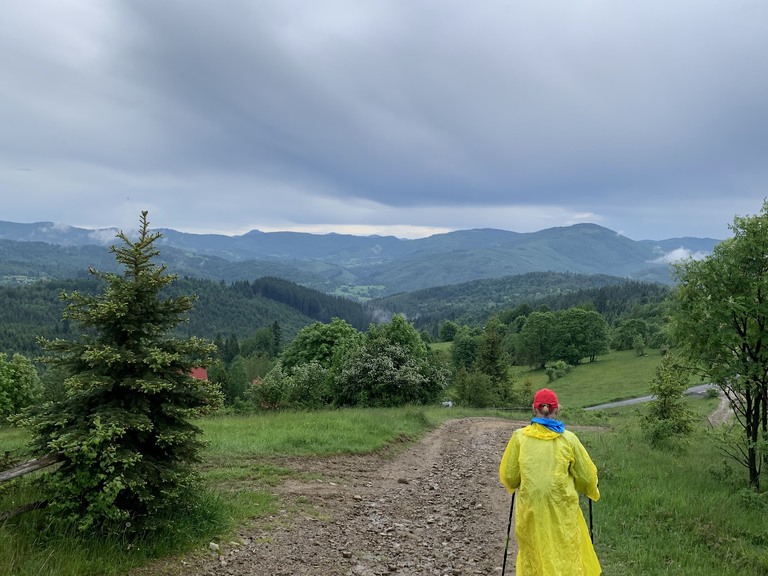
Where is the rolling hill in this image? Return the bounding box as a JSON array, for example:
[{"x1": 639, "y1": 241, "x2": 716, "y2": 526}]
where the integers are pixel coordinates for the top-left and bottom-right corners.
[{"x1": 0, "y1": 220, "x2": 722, "y2": 295}]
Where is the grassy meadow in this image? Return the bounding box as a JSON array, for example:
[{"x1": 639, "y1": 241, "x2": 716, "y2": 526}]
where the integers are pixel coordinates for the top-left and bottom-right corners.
[
  {"x1": 511, "y1": 348, "x2": 663, "y2": 408},
  {"x1": 578, "y1": 422, "x2": 768, "y2": 575},
  {"x1": 2, "y1": 349, "x2": 767, "y2": 575}
]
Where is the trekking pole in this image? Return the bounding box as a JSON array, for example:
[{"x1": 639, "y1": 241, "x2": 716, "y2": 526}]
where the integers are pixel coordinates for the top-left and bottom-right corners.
[
  {"x1": 589, "y1": 498, "x2": 594, "y2": 543},
  {"x1": 501, "y1": 492, "x2": 516, "y2": 576}
]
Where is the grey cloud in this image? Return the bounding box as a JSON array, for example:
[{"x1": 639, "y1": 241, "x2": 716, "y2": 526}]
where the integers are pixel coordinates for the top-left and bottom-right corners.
[
  {"x1": 0, "y1": 1, "x2": 766, "y2": 240},
  {"x1": 113, "y1": 1, "x2": 768, "y2": 203}
]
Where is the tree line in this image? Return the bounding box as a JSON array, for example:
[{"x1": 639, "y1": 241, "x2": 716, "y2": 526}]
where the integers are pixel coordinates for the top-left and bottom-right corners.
[
  {"x1": 440, "y1": 299, "x2": 665, "y2": 369},
  {"x1": 374, "y1": 272, "x2": 670, "y2": 336}
]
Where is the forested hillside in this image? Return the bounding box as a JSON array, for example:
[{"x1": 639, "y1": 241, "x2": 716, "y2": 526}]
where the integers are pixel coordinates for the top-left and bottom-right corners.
[
  {"x1": 374, "y1": 272, "x2": 629, "y2": 323},
  {"x1": 0, "y1": 276, "x2": 374, "y2": 357},
  {"x1": 0, "y1": 239, "x2": 336, "y2": 291},
  {"x1": 531, "y1": 281, "x2": 671, "y2": 325},
  {"x1": 374, "y1": 272, "x2": 671, "y2": 332},
  {"x1": 250, "y1": 276, "x2": 372, "y2": 330},
  {"x1": 353, "y1": 225, "x2": 678, "y2": 291}
]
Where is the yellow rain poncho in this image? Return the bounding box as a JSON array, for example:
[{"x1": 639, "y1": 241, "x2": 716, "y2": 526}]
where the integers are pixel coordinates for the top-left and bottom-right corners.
[{"x1": 499, "y1": 422, "x2": 601, "y2": 576}]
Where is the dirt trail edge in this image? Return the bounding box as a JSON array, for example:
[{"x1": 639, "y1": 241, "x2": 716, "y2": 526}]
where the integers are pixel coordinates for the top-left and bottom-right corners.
[
  {"x1": 708, "y1": 393, "x2": 733, "y2": 427},
  {"x1": 149, "y1": 418, "x2": 531, "y2": 576}
]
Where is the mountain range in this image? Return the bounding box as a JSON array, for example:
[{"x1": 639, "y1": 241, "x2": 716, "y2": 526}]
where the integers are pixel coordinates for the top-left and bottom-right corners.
[{"x1": 0, "y1": 220, "x2": 722, "y2": 296}]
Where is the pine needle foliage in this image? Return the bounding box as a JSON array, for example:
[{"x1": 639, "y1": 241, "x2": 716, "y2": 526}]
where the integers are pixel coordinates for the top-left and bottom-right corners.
[
  {"x1": 639, "y1": 353, "x2": 696, "y2": 446},
  {"x1": 16, "y1": 212, "x2": 223, "y2": 532}
]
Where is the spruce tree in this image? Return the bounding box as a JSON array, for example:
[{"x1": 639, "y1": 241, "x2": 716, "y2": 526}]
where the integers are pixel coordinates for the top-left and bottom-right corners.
[
  {"x1": 18, "y1": 212, "x2": 223, "y2": 531},
  {"x1": 476, "y1": 317, "x2": 513, "y2": 404},
  {"x1": 271, "y1": 320, "x2": 282, "y2": 355}
]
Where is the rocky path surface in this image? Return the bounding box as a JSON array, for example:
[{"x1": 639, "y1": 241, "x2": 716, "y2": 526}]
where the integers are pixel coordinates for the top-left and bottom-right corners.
[{"x1": 154, "y1": 418, "x2": 528, "y2": 576}]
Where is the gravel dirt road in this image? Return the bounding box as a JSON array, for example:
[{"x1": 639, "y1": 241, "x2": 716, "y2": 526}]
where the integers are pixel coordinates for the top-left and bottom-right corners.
[
  {"x1": 707, "y1": 392, "x2": 733, "y2": 427},
  {"x1": 138, "y1": 417, "x2": 529, "y2": 576}
]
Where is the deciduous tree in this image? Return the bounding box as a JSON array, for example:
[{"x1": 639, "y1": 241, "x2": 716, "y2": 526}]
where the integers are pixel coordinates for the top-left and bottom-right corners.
[
  {"x1": 515, "y1": 311, "x2": 555, "y2": 369},
  {"x1": 0, "y1": 352, "x2": 41, "y2": 417},
  {"x1": 550, "y1": 308, "x2": 591, "y2": 365},
  {"x1": 451, "y1": 326, "x2": 480, "y2": 370},
  {"x1": 280, "y1": 317, "x2": 361, "y2": 371},
  {"x1": 334, "y1": 315, "x2": 446, "y2": 407},
  {"x1": 439, "y1": 320, "x2": 459, "y2": 342},
  {"x1": 672, "y1": 201, "x2": 768, "y2": 490}
]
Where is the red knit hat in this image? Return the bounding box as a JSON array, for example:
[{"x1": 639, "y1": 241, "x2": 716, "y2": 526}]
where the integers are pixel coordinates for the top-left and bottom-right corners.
[{"x1": 533, "y1": 388, "x2": 558, "y2": 411}]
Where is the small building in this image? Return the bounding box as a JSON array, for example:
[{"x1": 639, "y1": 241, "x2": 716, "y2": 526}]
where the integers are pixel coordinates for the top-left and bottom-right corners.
[{"x1": 189, "y1": 367, "x2": 208, "y2": 380}]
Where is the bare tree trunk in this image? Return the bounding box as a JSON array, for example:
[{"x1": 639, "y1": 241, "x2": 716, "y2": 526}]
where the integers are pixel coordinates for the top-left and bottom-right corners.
[
  {"x1": 0, "y1": 500, "x2": 48, "y2": 521},
  {"x1": 0, "y1": 453, "x2": 63, "y2": 483},
  {"x1": 761, "y1": 384, "x2": 768, "y2": 474},
  {"x1": 746, "y1": 390, "x2": 761, "y2": 491}
]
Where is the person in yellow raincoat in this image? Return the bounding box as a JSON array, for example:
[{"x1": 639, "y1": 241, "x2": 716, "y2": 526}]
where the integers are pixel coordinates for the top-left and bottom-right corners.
[{"x1": 499, "y1": 388, "x2": 601, "y2": 576}]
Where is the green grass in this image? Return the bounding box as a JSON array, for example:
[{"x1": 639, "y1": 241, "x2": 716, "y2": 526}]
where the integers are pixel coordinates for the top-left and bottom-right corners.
[
  {"x1": 688, "y1": 395, "x2": 722, "y2": 418},
  {"x1": 514, "y1": 349, "x2": 663, "y2": 408},
  {"x1": 0, "y1": 426, "x2": 31, "y2": 457},
  {"x1": 429, "y1": 341, "x2": 452, "y2": 352},
  {"x1": 0, "y1": 483, "x2": 234, "y2": 576},
  {"x1": 330, "y1": 284, "x2": 387, "y2": 301},
  {"x1": 578, "y1": 406, "x2": 768, "y2": 575},
  {"x1": 200, "y1": 407, "x2": 437, "y2": 456}
]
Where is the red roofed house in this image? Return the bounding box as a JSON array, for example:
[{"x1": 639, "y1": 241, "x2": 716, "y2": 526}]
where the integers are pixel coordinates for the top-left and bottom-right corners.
[{"x1": 189, "y1": 367, "x2": 208, "y2": 380}]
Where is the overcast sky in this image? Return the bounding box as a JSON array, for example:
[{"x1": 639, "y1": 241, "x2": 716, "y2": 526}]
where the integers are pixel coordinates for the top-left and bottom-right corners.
[{"x1": 1, "y1": 1, "x2": 766, "y2": 241}]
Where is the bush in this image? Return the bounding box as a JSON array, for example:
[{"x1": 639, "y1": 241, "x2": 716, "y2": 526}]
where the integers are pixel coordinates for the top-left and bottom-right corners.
[
  {"x1": 335, "y1": 340, "x2": 444, "y2": 407},
  {"x1": 639, "y1": 354, "x2": 696, "y2": 447},
  {"x1": 247, "y1": 364, "x2": 287, "y2": 410},
  {"x1": 0, "y1": 353, "x2": 41, "y2": 418},
  {"x1": 545, "y1": 360, "x2": 572, "y2": 382},
  {"x1": 333, "y1": 316, "x2": 447, "y2": 407},
  {"x1": 633, "y1": 333, "x2": 646, "y2": 356},
  {"x1": 453, "y1": 368, "x2": 494, "y2": 408},
  {"x1": 512, "y1": 376, "x2": 535, "y2": 407},
  {"x1": 282, "y1": 361, "x2": 327, "y2": 409}
]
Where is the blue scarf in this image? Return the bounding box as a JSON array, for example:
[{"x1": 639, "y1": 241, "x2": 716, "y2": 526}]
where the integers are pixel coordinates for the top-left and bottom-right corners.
[{"x1": 531, "y1": 417, "x2": 565, "y2": 433}]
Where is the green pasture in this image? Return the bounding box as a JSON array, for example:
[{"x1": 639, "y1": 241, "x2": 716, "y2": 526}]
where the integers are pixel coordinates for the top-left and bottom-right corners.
[
  {"x1": 330, "y1": 284, "x2": 387, "y2": 301},
  {"x1": 514, "y1": 349, "x2": 664, "y2": 408},
  {"x1": 435, "y1": 343, "x2": 666, "y2": 408},
  {"x1": 429, "y1": 341, "x2": 452, "y2": 352},
  {"x1": 0, "y1": 426, "x2": 28, "y2": 456}
]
